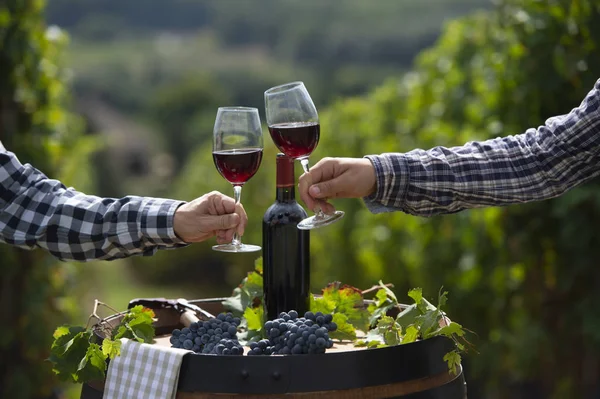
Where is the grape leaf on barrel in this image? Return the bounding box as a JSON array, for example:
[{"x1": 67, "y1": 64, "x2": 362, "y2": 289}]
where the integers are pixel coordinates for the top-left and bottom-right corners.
[
  {"x1": 331, "y1": 313, "x2": 357, "y2": 341},
  {"x1": 76, "y1": 344, "x2": 108, "y2": 382},
  {"x1": 113, "y1": 305, "x2": 155, "y2": 343},
  {"x1": 49, "y1": 303, "x2": 156, "y2": 384},
  {"x1": 443, "y1": 350, "x2": 462, "y2": 375},
  {"x1": 310, "y1": 282, "x2": 370, "y2": 340},
  {"x1": 368, "y1": 284, "x2": 398, "y2": 327},
  {"x1": 102, "y1": 338, "x2": 122, "y2": 359},
  {"x1": 243, "y1": 306, "x2": 264, "y2": 332},
  {"x1": 223, "y1": 258, "x2": 264, "y2": 315},
  {"x1": 49, "y1": 327, "x2": 93, "y2": 382}
]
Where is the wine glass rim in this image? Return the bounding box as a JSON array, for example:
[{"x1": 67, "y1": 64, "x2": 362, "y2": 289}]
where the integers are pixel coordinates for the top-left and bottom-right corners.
[
  {"x1": 218, "y1": 106, "x2": 259, "y2": 112},
  {"x1": 264, "y1": 81, "x2": 305, "y2": 95}
]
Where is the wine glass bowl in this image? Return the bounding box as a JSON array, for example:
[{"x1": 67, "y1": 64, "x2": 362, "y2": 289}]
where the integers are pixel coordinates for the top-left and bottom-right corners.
[
  {"x1": 264, "y1": 82, "x2": 344, "y2": 230},
  {"x1": 212, "y1": 107, "x2": 263, "y2": 253}
]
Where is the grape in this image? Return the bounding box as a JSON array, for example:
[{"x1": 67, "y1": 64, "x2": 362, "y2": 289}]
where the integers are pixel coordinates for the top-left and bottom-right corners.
[
  {"x1": 209, "y1": 338, "x2": 244, "y2": 355},
  {"x1": 249, "y1": 310, "x2": 337, "y2": 356},
  {"x1": 169, "y1": 312, "x2": 241, "y2": 355}
]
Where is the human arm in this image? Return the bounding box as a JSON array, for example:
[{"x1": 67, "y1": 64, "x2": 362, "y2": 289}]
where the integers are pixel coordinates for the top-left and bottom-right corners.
[
  {"x1": 0, "y1": 149, "x2": 246, "y2": 261},
  {"x1": 299, "y1": 79, "x2": 600, "y2": 216}
]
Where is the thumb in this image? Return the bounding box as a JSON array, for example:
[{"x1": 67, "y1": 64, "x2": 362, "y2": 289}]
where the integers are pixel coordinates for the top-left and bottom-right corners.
[
  {"x1": 201, "y1": 213, "x2": 240, "y2": 231},
  {"x1": 309, "y1": 176, "x2": 345, "y2": 199}
]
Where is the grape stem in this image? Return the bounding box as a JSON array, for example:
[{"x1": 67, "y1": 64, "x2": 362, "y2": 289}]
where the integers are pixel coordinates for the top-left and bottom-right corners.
[
  {"x1": 85, "y1": 299, "x2": 123, "y2": 332},
  {"x1": 361, "y1": 283, "x2": 395, "y2": 295}
]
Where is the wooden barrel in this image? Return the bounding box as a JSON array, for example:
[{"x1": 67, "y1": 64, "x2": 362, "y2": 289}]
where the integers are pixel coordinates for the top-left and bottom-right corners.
[{"x1": 80, "y1": 298, "x2": 467, "y2": 399}]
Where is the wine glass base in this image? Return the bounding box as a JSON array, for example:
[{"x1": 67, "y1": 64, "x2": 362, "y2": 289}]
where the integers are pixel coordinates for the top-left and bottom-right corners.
[
  {"x1": 297, "y1": 210, "x2": 344, "y2": 230},
  {"x1": 212, "y1": 243, "x2": 262, "y2": 253}
]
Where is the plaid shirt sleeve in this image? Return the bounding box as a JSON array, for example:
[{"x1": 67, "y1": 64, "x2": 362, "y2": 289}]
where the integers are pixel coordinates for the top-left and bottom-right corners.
[
  {"x1": 363, "y1": 78, "x2": 600, "y2": 216},
  {"x1": 0, "y1": 149, "x2": 188, "y2": 261}
]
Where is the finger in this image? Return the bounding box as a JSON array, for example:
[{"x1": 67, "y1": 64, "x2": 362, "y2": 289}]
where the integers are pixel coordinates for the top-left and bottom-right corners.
[
  {"x1": 318, "y1": 200, "x2": 336, "y2": 215},
  {"x1": 201, "y1": 213, "x2": 240, "y2": 231},
  {"x1": 216, "y1": 235, "x2": 229, "y2": 245},
  {"x1": 221, "y1": 194, "x2": 236, "y2": 214},
  {"x1": 222, "y1": 228, "x2": 235, "y2": 243},
  {"x1": 307, "y1": 157, "x2": 337, "y2": 184},
  {"x1": 209, "y1": 192, "x2": 227, "y2": 215},
  {"x1": 308, "y1": 174, "x2": 347, "y2": 199},
  {"x1": 235, "y1": 203, "x2": 248, "y2": 236},
  {"x1": 298, "y1": 173, "x2": 318, "y2": 211}
]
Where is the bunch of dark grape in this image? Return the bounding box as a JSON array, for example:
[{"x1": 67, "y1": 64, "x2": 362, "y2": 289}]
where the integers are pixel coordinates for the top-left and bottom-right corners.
[
  {"x1": 247, "y1": 310, "x2": 337, "y2": 356},
  {"x1": 170, "y1": 312, "x2": 243, "y2": 355}
]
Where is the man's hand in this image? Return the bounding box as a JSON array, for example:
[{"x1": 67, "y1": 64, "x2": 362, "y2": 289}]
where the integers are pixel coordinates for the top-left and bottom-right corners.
[
  {"x1": 173, "y1": 191, "x2": 248, "y2": 244},
  {"x1": 298, "y1": 157, "x2": 377, "y2": 212}
]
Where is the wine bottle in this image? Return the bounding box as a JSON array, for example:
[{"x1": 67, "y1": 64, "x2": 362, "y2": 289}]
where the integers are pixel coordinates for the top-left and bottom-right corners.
[{"x1": 263, "y1": 153, "x2": 310, "y2": 321}]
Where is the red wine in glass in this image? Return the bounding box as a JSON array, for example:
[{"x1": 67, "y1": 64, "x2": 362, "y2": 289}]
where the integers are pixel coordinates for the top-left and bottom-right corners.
[
  {"x1": 264, "y1": 81, "x2": 344, "y2": 230},
  {"x1": 268, "y1": 122, "x2": 320, "y2": 159},
  {"x1": 213, "y1": 148, "x2": 263, "y2": 185},
  {"x1": 212, "y1": 106, "x2": 263, "y2": 253}
]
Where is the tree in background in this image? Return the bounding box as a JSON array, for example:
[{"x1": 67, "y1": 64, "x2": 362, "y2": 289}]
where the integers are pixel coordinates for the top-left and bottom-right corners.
[{"x1": 0, "y1": 1, "x2": 96, "y2": 398}]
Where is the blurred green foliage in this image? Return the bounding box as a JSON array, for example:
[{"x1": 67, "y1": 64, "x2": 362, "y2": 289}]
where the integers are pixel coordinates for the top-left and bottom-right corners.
[
  {"x1": 0, "y1": 1, "x2": 96, "y2": 398},
  {"x1": 45, "y1": 0, "x2": 491, "y2": 170}
]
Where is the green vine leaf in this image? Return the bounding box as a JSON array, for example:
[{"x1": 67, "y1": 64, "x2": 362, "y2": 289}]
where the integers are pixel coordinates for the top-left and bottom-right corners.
[
  {"x1": 49, "y1": 327, "x2": 92, "y2": 382},
  {"x1": 75, "y1": 344, "x2": 107, "y2": 382},
  {"x1": 222, "y1": 258, "x2": 264, "y2": 316},
  {"x1": 368, "y1": 287, "x2": 397, "y2": 327},
  {"x1": 243, "y1": 306, "x2": 264, "y2": 333},
  {"x1": 310, "y1": 281, "x2": 370, "y2": 338},
  {"x1": 330, "y1": 313, "x2": 357, "y2": 341},
  {"x1": 443, "y1": 350, "x2": 462, "y2": 375},
  {"x1": 102, "y1": 338, "x2": 122, "y2": 359},
  {"x1": 49, "y1": 303, "x2": 156, "y2": 385}
]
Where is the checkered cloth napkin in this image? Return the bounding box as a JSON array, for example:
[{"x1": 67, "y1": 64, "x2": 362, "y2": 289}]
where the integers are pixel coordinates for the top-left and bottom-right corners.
[{"x1": 103, "y1": 338, "x2": 191, "y2": 399}]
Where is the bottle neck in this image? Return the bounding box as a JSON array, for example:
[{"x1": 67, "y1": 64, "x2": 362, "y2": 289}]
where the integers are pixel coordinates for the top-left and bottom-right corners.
[
  {"x1": 275, "y1": 154, "x2": 295, "y2": 203},
  {"x1": 276, "y1": 185, "x2": 295, "y2": 202}
]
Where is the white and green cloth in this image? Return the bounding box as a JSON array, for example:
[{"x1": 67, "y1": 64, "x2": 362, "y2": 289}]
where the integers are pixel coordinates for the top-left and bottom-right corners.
[{"x1": 103, "y1": 338, "x2": 190, "y2": 399}]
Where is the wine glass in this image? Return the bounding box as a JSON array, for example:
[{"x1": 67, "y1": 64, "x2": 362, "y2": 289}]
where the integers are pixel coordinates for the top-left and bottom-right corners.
[
  {"x1": 212, "y1": 107, "x2": 263, "y2": 253},
  {"x1": 264, "y1": 81, "x2": 344, "y2": 230}
]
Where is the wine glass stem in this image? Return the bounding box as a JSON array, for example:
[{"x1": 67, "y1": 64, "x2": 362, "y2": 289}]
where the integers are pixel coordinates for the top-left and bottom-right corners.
[
  {"x1": 299, "y1": 158, "x2": 325, "y2": 220},
  {"x1": 232, "y1": 185, "x2": 242, "y2": 246}
]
